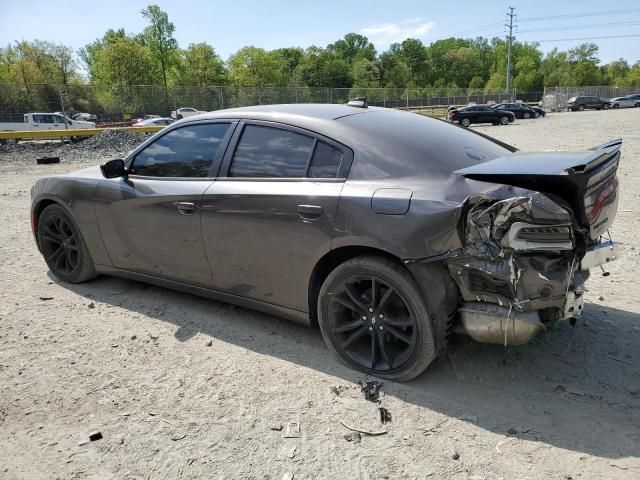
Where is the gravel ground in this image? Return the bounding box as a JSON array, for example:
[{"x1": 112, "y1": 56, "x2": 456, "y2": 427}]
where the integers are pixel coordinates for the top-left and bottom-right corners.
[{"x1": 1, "y1": 109, "x2": 639, "y2": 479}]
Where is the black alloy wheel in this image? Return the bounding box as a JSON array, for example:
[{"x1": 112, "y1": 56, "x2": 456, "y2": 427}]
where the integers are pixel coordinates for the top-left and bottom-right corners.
[
  {"x1": 37, "y1": 204, "x2": 95, "y2": 283},
  {"x1": 327, "y1": 275, "x2": 417, "y2": 372},
  {"x1": 318, "y1": 256, "x2": 438, "y2": 381}
]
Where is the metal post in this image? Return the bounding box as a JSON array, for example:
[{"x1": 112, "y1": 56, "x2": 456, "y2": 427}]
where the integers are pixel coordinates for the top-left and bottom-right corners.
[
  {"x1": 406, "y1": 90, "x2": 409, "y2": 108},
  {"x1": 58, "y1": 86, "x2": 68, "y2": 130},
  {"x1": 506, "y1": 6, "x2": 515, "y2": 96}
]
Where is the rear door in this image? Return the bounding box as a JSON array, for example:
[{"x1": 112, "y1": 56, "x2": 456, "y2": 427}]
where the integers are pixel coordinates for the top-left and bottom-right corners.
[
  {"x1": 95, "y1": 121, "x2": 235, "y2": 286},
  {"x1": 201, "y1": 121, "x2": 351, "y2": 312}
]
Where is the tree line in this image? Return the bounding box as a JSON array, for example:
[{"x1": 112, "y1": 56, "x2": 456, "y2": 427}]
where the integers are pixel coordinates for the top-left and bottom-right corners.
[{"x1": 1, "y1": 4, "x2": 639, "y2": 117}]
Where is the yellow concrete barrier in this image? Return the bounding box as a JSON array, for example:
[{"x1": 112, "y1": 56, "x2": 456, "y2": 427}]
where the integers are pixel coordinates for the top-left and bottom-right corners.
[{"x1": 0, "y1": 125, "x2": 164, "y2": 141}]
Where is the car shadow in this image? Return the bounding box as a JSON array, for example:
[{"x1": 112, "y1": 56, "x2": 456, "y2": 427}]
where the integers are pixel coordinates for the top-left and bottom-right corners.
[{"x1": 58, "y1": 273, "x2": 640, "y2": 460}]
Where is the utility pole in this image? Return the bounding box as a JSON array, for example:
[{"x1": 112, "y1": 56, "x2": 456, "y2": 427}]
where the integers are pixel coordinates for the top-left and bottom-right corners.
[{"x1": 505, "y1": 6, "x2": 515, "y2": 96}]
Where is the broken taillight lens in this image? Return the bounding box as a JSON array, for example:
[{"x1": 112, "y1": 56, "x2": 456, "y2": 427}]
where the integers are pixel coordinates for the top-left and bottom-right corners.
[{"x1": 584, "y1": 175, "x2": 618, "y2": 223}]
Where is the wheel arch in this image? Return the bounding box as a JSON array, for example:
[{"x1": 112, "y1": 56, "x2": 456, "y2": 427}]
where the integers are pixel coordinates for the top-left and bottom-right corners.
[
  {"x1": 31, "y1": 196, "x2": 70, "y2": 245},
  {"x1": 308, "y1": 245, "x2": 401, "y2": 326}
]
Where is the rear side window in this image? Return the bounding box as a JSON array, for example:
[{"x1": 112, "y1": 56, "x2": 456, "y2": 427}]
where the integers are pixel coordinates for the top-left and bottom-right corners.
[
  {"x1": 229, "y1": 125, "x2": 314, "y2": 177},
  {"x1": 130, "y1": 123, "x2": 230, "y2": 177},
  {"x1": 308, "y1": 141, "x2": 343, "y2": 178}
]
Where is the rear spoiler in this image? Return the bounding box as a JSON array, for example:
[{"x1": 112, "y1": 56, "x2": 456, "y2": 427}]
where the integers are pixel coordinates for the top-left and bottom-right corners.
[{"x1": 455, "y1": 139, "x2": 621, "y2": 179}]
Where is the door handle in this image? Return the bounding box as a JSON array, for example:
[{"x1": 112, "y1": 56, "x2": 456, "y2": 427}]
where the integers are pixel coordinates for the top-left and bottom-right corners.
[
  {"x1": 176, "y1": 201, "x2": 196, "y2": 215},
  {"x1": 297, "y1": 204, "x2": 323, "y2": 219}
]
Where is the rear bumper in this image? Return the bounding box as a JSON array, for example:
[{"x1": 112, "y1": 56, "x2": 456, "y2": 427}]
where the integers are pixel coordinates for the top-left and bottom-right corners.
[{"x1": 580, "y1": 240, "x2": 619, "y2": 270}]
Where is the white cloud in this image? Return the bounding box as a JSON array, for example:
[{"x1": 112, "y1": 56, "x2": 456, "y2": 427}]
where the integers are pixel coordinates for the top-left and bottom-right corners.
[{"x1": 360, "y1": 18, "x2": 435, "y2": 46}]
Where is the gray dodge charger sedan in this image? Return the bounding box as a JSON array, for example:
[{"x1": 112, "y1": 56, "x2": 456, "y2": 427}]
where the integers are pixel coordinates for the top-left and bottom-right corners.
[{"x1": 30, "y1": 104, "x2": 621, "y2": 381}]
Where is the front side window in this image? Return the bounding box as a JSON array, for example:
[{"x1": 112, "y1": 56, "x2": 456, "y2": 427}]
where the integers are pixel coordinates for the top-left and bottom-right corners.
[
  {"x1": 130, "y1": 123, "x2": 230, "y2": 177},
  {"x1": 229, "y1": 125, "x2": 314, "y2": 178}
]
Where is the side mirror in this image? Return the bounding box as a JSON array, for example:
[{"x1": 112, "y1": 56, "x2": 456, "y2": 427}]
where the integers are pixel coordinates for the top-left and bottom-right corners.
[{"x1": 101, "y1": 158, "x2": 126, "y2": 178}]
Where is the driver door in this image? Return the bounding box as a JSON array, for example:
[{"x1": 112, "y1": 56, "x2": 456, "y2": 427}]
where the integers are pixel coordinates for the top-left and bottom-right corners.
[{"x1": 95, "y1": 121, "x2": 236, "y2": 287}]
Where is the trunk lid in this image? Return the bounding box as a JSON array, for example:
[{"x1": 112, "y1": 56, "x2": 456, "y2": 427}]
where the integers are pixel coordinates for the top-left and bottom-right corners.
[{"x1": 455, "y1": 139, "x2": 621, "y2": 239}]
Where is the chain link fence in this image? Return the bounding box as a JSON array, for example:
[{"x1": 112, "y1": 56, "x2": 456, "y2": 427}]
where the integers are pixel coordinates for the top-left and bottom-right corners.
[
  {"x1": 542, "y1": 85, "x2": 640, "y2": 111},
  {"x1": 0, "y1": 83, "x2": 544, "y2": 123}
]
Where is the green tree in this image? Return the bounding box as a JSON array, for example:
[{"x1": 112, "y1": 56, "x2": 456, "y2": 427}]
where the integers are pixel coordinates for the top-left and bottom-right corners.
[
  {"x1": 228, "y1": 46, "x2": 283, "y2": 87},
  {"x1": 351, "y1": 58, "x2": 380, "y2": 88},
  {"x1": 141, "y1": 4, "x2": 178, "y2": 89},
  {"x1": 175, "y1": 43, "x2": 227, "y2": 86},
  {"x1": 297, "y1": 46, "x2": 352, "y2": 88},
  {"x1": 328, "y1": 33, "x2": 376, "y2": 65}
]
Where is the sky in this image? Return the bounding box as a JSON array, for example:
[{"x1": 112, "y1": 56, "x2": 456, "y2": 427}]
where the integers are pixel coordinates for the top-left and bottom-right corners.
[{"x1": 2, "y1": 0, "x2": 639, "y2": 65}]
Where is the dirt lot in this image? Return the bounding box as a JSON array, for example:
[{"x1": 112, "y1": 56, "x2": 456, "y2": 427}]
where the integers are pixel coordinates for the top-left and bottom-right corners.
[{"x1": 1, "y1": 109, "x2": 639, "y2": 479}]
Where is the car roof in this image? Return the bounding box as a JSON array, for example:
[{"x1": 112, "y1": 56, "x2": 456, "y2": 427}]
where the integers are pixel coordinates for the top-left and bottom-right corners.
[{"x1": 193, "y1": 103, "x2": 374, "y2": 121}]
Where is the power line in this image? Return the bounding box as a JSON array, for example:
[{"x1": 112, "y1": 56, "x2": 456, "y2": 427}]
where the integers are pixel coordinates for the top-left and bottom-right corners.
[
  {"x1": 518, "y1": 20, "x2": 640, "y2": 33},
  {"x1": 450, "y1": 21, "x2": 504, "y2": 37},
  {"x1": 519, "y1": 8, "x2": 640, "y2": 22},
  {"x1": 524, "y1": 33, "x2": 640, "y2": 42}
]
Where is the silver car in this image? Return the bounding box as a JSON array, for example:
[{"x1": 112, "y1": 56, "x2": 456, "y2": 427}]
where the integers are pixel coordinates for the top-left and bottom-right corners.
[{"x1": 609, "y1": 96, "x2": 640, "y2": 109}]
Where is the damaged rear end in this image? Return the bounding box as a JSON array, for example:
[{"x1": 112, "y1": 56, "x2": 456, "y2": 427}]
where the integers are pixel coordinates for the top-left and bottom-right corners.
[{"x1": 447, "y1": 139, "x2": 622, "y2": 345}]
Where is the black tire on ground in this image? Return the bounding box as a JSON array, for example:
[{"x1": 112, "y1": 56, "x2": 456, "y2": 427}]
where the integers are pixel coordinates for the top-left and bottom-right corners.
[
  {"x1": 635, "y1": 103, "x2": 640, "y2": 108},
  {"x1": 613, "y1": 104, "x2": 620, "y2": 109},
  {"x1": 177, "y1": 114, "x2": 183, "y2": 119},
  {"x1": 523, "y1": 112, "x2": 531, "y2": 119},
  {"x1": 500, "y1": 116, "x2": 509, "y2": 125},
  {"x1": 578, "y1": 105, "x2": 585, "y2": 111},
  {"x1": 603, "y1": 104, "x2": 610, "y2": 110},
  {"x1": 37, "y1": 204, "x2": 96, "y2": 284},
  {"x1": 534, "y1": 112, "x2": 540, "y2": 118},
  {"x1": 461, "y1": 118, "x2": 471, "y2": 127},
  {"x1": 317, "y1": 255, "x2": 440, "y2": 381}
]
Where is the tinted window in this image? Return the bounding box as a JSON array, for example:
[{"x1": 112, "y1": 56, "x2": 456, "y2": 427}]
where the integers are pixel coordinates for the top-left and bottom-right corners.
[
  {"x1": 230, "y1": 125, "x2": 314, "y2": 177},
  {"x1": 130, "y1": 123, "x2": 230, "y2": 177},
  {"x1": 308, "y1": 141, "x2": 344, "y2": 178}
]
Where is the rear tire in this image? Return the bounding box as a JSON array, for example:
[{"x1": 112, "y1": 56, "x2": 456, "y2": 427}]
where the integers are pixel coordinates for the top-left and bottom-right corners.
[
  {"x1": 500, "y1": 116, "x2": 509, "y2": 125},
  {"x1": 37, "y1": 204, "x2": 96, "y2": 284},
  {"x1": 613, "y1": 104, "x2": 620, "y2": 109},
  {"x1": 317, "y1": 256, "x2": 438, "y2": 382},
  {"x1": 523, "y1": 112, "x2": 531, "y2": 119},
  {"x1": 177, "y1": 114, "x2": 183, "y2": 119},
  {"x1": 578, "y1": 105, "x2": 585, "y2": 111},
  {"x1": 461, "y1": 118, "x2": 471, "y2": 127}
]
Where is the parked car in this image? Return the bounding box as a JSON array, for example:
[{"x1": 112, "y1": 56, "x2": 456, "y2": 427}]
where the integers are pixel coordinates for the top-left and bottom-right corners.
[
  {"x1": 567, "y1": 96, "x2": 610, "y2": 111},
  {"x1": 449, "y1": 105, "x2": 514, "y2": 127},
  {"x1": 72, "y1": 112, "x2": 98, "y2": 122},
  {"x1": 30, "y1": 104, "x2": 621, "y2": 381},
  {"x1": 170, "y1": 107, "x2": 204, "y2": 119},
  {"x1": 492, "y1": 103, "x2": 539, "y2": 119},
  {"x1": 627, "y1": 93, "x2": 640, "y2": 102},
  {"x1": 609, "y1": 96, "x2": 640, "y2": 109},
  {"x1": 133, "y1": 117, "x2": 174, "y2": 127},
  {"x1": 529, "y1": 106, "x2": 546, "y2": 117},
  {"x1": 0, "y1": 112, "x2": 95, "y2": 143}
]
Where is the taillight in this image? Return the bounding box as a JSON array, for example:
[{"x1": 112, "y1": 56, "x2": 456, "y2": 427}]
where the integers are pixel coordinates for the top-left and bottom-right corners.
[
  {"x1": 584, "y1": 175, "x2": 618, "y2": 223},
  {"x1": 449, "y1": 111, "x2": 456, "y2": 119}
]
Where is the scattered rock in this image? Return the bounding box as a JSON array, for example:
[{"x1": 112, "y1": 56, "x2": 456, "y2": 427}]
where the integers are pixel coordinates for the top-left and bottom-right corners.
[
  {"x1": 344, "y1": 431, "x2": 362, "y2": 443},
  {"x1": 88, "y1": 431, "x2": 103, "y2": 441},
  {"x1": 599, "y1": 296, "x2": 605, "y2": 301},
  {"x1": 282, "y1": 473, "x2": 294, "y2": 480},
  {"x1": 39, "y1": 296, "x2": 53, "y2": 301},
  {"x1": 111, "y1": 344, "x2": 118, "y2": 348},
  {"x1": 130, "y1": 335, "x2": 137, "y2": 340},
  {"x1": 270, "y1": 424, "x2": 283, "y2": 431},
  {"x1": 286, "y1": 445, "x2": 297, "y2": 458},
  {"x1": 452, "y1": 451, "x2": 460, "y2": 460},
  {"x1": 149, "y1": 333, "x2": 159, "y2": 340},
  {"x1": 87, "y1": 302, "x2": 95, "y2": 309},
  {"x1": 205, "y1": 339, "x2": 212, "y2": 347},
  {"x1": 170, "y1": 432, "x2": 186, "y2": 441}
]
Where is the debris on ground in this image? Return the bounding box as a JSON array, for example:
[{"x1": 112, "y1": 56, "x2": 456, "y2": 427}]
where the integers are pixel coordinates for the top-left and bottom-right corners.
[
  {"x1": 36, "y1": 157, "x2": 60, "y2": 165},
  {"x1": 344, "y1": 432, "x2": 362, "y2": 443},
  {"x1": 358, "y1": 379, "x2": 383, "y2": 402},
  {"x1": 88, "y1": 431, "x2": 103, "y2": 442},
  {"x1": 270, "y1": 424, "x2": 283, "y2": 431},
  {"x1": 38, "y1": 297, "x2": 53, "y2": 301},
  {"x1": 87, "y1": 302, "x2": 95, "y2": 309},
  {"x1": 339, "y1": 419, "x2": 387, "y2": 436},
  {"x1": 452, "y1": 451, "x2": 460, "y2": 460},
  {"x1": 283, "y1": 422, "x2": 300, "y2": 438},
  {"x1": 379, "y1": 407, "x2": 392, "y2": 424},
  {"x1": 205, "y1": 339, "x2": 213, "y2": 347}
]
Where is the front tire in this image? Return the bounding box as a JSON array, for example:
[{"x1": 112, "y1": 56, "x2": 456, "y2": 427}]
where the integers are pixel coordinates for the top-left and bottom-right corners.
[
  {"x1": 461, "y1": 118, "x2": 471, "y2": 127},
  {"x1": 500, "y1": 116, "x2": 509, "y2": 125},
  {"x1": 37, "y1": 204, "x2": 96, "y2": 283},
  {"x1": 523, "y1": 112, "x2": 531, "y2": 119},
  {"x1": 317, "y1": 256, "x2": 437, "y2": 381},
  {"x1": 578, "y1": 105, "x2": 585, "y2": 111}
]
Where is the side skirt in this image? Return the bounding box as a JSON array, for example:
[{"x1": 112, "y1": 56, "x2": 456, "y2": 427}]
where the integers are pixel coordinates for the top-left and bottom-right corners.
[{"x1": 94, "y1": 264, "x2": 312, "y2": 326}]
